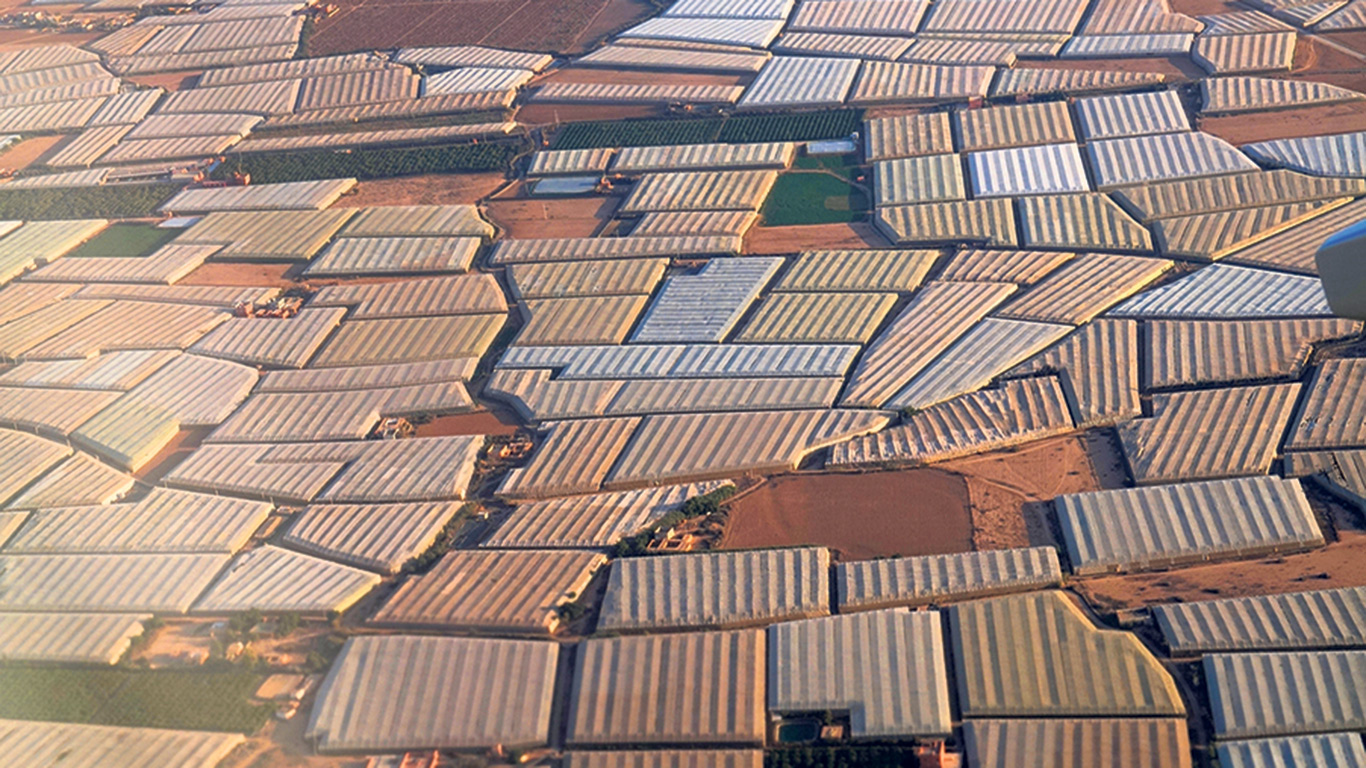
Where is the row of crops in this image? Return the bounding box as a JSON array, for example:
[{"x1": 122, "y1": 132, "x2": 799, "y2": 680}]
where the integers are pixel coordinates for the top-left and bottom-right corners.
[
  {"x1": 552, "y1": 109, "x2": 864, "y2": 150},
  {"x1": 213, "y1": 140, "x2": 526, "y2": 184},
  {"x1": 0, "y1": 184, "x2": 178, "y2": 220}
]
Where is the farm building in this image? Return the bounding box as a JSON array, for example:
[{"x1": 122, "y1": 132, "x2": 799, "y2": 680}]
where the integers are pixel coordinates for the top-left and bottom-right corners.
[
  {"x1": 739, "y1": 56, "x2": 860, "y2": 109},
  {"x1": 1116, "y1": 383, "x2": 1302, "y2": 483},
  {"x1": 877, "y1": 198, "x2": 1019, "y2": 246},
  {"x1": 370, "y1": 549, "x2": 605, "y2": 633},
  {"x1": 308, "y1": 635, "x2": 558, "y2": 752},
  {"x1": 841, "y1": 281, "x2": 1017, "y2": 407},
  {"x1": 937, "y1": 249, "x2": 1073, "y2": 284},
  {"x1": 193, "y1": 546, "x2": 380, "y2": 615},
  {"x1": 1287, "y1": 358, "x2": 1366, "y2": 450},
  {"x1": 565, "y1": 752, "x2": 763, "y2": 768},
  {"x1": 1230, "y1": 198, "x2": 1366, "y2": 274},
  {"x1": 864, "y1": 112, "x2": 954, "y2": 161},
  {"x1": 1156, "y1": 587, "x2": 1366, "y2": 654},
  {"x1": 1057, "y1": 476, "x2": 1325, "y2": 575},
  {"x1": 950, "y1": 591, "x2": 1185, "y2": 717},
  {"x1": 603, "y1": 409, "x2": 890, "y2": 486},
  {"x1": 490, "y1": 235, "x2": 741, "y2": 264},
  {"x1": 1145, "y1": 318, "x2": 1362, "y2": 388},
  {"x1": 1205, "y1": 651, "x2": 1366, "y2": 739},
  {"x1": 166, "y1": 436, "x2": 484, "y2": 505},
  {"x1": 507, "y1": 259, "x2": 667, "y2": 299},
  {"x1": 1009, "y1": 319, "x2": 1143, "y2": 427},
  {"x1": 963, "y1": 719, "x2": 1192, "y2": 768},
  {"x1": 0, "y1": 719, "x2": 244, "y2": 768},
  {"x1": 497, "y1": 417, "x2": 641, "y2": 500},
  {"x1": 832, "y1": 377, "x2": 1075, "y2": 467},
  {"x1": 1113, "y1": 171, "x2": 1366, "y2": 223},
  {"x1": 0, "y1": 553, "x2": 228, "y2": 613},
  {"x1": 497, "y1": 343, "x2": 858, "y2": 381},
  {"x1": 598, "y1": 547, "x2": 830, "y2": 631},
  {"x1": 967, "y1": 144, "x2": 1090, "y2": 197},
  {"x1": 568, "y1": 630, "x2": 766, "y2": 745},
  {"x1": 280, "y1": 502, "x2": 461, "y2": 574},
  {"x1": 953, "y1": 100, "x2": 1075, "y2": 152},
  {"x1": 1075, "y1": 89, "x2": 1190, "y2": 139},
  {"x1": 0, "y1": 488, "x2": 269, "y2": 555},
  {"x1": 0, "y1": 612, "x2": 151, "y2": 665},
  {"x1": 159, "y1": 179, "x2": 357, "y2": 213},
  {"x1": 837, "y1": 547, "x2": 1063, "y2": 611},
  {"x1": 1202, "y1": 76, "x2": 1364, "y2": 114},
  {"x1": 1110, "y1": 264, "x2": 1334, "y2": 318},
  {"x1": 776, "y1": 249, "x2": 936, "y2": 292},
  {"x1": 1217, "y1": 734, "x2": 1366, "y2": 768},
  {"x1": 885, "y1": 318, "x2": 1073, "y2": 410},
  {"x1": 1087, "y1": 132, "x2": 1258, "y2": 189},
  {"x1": 769, "y1": 609, "x2": 952, "y2": 738},
  {"x1": 483, "y1": 481, "x2": 731, "y2": 549}
]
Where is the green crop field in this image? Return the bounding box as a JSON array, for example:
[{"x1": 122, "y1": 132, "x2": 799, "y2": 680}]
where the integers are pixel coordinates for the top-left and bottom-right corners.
[
  {"x1": 0, "y1": 667, "x2": 271, "y2": 734},
  {"x1": 717, "y1": 109, "x2": 862, "y2": 143},
  {"x1": 64, "y1": 223, "x2": 180, "y2": 258},
  {"x1": 552, "y1": 117, "x2": 725, "y2": 150},
  {"x1": 0, "y1": 184, "x2": 177, "y2": 220},
  {"x1": 551, "y1": 109, "x2": 864, "y2": 150},
  {"x1": 761, "y1": 166, "x2": 869, "y2": 226},
  {"x1": 766, "y1": 746, "x2": 924, "y2": 768},
  {"x1": 215, "y1": 141, "x2": 522, "y2": 184}
]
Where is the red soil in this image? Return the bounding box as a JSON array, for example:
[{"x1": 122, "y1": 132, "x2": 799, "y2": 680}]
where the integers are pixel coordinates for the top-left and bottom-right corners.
[
  {"x1": 416, "y1": 410, "x2": 520, "y2": 437},
  {"x1": 484, "y1": 195, "x2": 620, "y2": 238},
  {"x1": 306, "y1": 0, "x2": 634, "y2": 56},
  {"x1": 1, "y1": 134, "x2": 66, "y2": 169},
  {"x1": 1199, "y1": 100, "x2": 1366, "y2": 145},
  {"x1": 344, "y1": 172, "x2": 509, "y2": 207},
  {"x1": 1076, "y1": 530, "x2": 1366, "y2": 612},
  {"x1": 177, "y1": 261, "x2": 298, "y2": 288},
  {"x1": 744, "y1": 222, "x2": 891, "y2": 254},
  {"x1": 720, "y1": 469, "x2": 974, "y2": 561}
]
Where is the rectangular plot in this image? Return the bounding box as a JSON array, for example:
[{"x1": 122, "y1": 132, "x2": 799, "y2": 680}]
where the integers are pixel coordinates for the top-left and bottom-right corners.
[{"x1": 1057, "y1": 476, "x2": 1324, "y2": 575}]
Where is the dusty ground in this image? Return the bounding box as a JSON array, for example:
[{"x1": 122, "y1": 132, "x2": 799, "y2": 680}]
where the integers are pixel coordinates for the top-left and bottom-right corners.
[
  {"x1": 744, "y1": 222, "x2": 890, "y2": 254},
  {"x1": 1168, "y1": 0, "x2": 1242, "y2": 13},
  {"x1": 537, "y1": 67, "x2": 750, "y2": 88},
  {"x1": 178, "y1": 262, "x2": 299, "y2": 288},
  {"x1": 344, "y1": 172, "x2": 508, "y2": 207},
  {"x1": 416, "y1": 409, "x2": 520, "y2": 437},
  {"x1": 128, "y1": 618, "x2": 216, "y2": 667},
  {"x1": 0, "y1": 27, "x2": 100, "y2": 49},
  {"x1": 1077, "y1": 530, "x2": 1366, "y2": 611},
  {"x1": 720, "y1": 469, "x2": 974, "y2": 560},
  {"x1": 562, "y1": 0, "x2": 656, "y2": 54},
  {"x1": 127, "y1": 71, "x2": 202, "y2": 92},
  {"x1": 306, "y1": 0, "x2": 651, "y2": 55},
  {"x1": 1, "y1": 134, "x2": 66, "y2": 169},
  {"x1": 1199, "y1": 100, "x2": 1366, "y2": 144},
  {"x1": 133, "y1": 426, "x2": 212, "y2": 484},
  {"x1": 1014, "y1": 55, "x2": 1201, "y2": 80},
  {"x1": 484, "y1": 195, "x2": 620, "y2": 238},
  {"x1": 937, "y1": 433, "x2": 1124, "y2": 551},
  {"x1": 517, "y1": 101, "x2": 666, "y2": 125}
]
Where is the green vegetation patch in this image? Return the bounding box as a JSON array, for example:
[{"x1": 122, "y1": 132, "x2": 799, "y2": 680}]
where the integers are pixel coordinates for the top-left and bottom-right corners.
[
  {"x1": 551, "y1": 109, "x2": 864, "y2": 150},
  {"x1": 717, "y1": 109, "x2": 862, "y2": 143},
  {"x1": 214, "y1": 141, "x2": 522, "y2": 184},
  {"x1": 552, "y1": 117, "x2": 725, "y2": 150},
  {"x1": 765, "y1": 746, "x2": 927, "y2": 768},
  {"x1": 761, "y1": 170, "x2": 869, "y2": 226},
  {"x1": 0, "y1": 667, "x2": 271, "y2": 734},
  {"x1": 612, "y1": 485, "x2": 736, "y2": 558},
  {"x1": 63, "y1": 223, "x2": 179, "y2": 258},
  {"x1": 0, "y1": 184, "x2": 177, "y2": 220}
]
